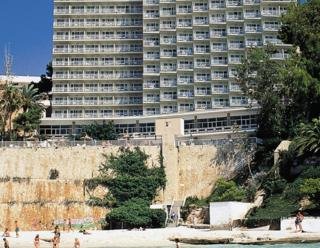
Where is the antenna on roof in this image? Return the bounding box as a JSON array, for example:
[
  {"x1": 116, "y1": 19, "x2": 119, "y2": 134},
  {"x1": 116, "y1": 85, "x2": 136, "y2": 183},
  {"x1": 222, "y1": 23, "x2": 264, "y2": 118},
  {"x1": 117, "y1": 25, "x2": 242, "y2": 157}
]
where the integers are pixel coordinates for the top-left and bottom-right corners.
[{"x1": 4, "y1": 44, "x2": 13, "y2": 83}]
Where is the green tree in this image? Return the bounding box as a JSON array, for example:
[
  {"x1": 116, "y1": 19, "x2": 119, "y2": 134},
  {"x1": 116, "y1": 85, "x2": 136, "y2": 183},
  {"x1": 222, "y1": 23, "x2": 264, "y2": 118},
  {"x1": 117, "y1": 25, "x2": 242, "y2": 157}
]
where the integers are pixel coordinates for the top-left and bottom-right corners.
[
  {"x1": 84, "y1": 121, "x2": 118, "y2": 140},
  {"x1": 209, "y1": 178, "x2": 245, "y2": 202},
  {"x1": 20, "y1": 84, "x2": 44, "y2": 112},
  {"x1": 86, "y1": 147, "x2": 166, "y2": 228},
  {"x1": 13, "y1": 106, "x2": 42, "y2": 138},
  {"x1": 0, "y1": 84, "x2": 22, "y2": 138},
  {"x1": 293, "y1": 117, "x2": 320, "y2": 157},
  {"x1": 279, "y1": 0, "x2": 320, "y2": 79}
]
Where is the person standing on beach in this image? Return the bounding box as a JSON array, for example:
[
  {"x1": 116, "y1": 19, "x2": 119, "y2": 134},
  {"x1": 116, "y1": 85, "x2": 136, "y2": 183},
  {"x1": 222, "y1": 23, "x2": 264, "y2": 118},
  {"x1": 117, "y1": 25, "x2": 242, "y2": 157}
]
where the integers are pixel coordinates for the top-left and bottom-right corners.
[
  {"x1": 74, "y1": 238, "x2": 80, "y2": 248},
  {"x1": 68, "y1": 218, "x2": 72, "y2": 232},
  {"x1": 174, "y1": 238, "x2": 179, "y2": 248},
  {"x1": 295, "y1": 211, "x2": 304, "y2": 232},
  {"x1": 3, "y1": 238, "x2": 9, "y2": 248},
  {"x1": 14, "y1": 220, "x2": 20, "y2": 238},
  {"x1": 34, "y1": 234, "x2": 40, "y2": 248}
]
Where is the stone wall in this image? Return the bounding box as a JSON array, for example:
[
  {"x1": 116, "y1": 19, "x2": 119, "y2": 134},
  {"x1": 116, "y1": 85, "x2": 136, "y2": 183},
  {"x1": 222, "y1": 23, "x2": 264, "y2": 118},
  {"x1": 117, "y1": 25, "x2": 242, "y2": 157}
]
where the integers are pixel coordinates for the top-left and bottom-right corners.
[{"x1": 0, "y1": 144, "x2": 227, "y2": 229}]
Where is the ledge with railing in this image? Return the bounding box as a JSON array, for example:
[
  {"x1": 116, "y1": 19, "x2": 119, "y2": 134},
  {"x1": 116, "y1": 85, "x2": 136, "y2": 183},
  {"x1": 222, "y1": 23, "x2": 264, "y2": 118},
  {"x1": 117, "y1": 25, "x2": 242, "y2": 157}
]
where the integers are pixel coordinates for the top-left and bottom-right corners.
[{"x1": 0, "y1": 136, "x2": 162, "y2": 149}]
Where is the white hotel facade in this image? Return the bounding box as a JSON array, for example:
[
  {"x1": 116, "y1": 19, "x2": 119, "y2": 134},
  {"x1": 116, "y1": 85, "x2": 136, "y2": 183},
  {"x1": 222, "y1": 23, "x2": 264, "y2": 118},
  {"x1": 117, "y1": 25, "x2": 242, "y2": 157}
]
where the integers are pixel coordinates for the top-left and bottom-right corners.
[{"x1": 41, "y1": 0, "x2": 293, "y2": 137}]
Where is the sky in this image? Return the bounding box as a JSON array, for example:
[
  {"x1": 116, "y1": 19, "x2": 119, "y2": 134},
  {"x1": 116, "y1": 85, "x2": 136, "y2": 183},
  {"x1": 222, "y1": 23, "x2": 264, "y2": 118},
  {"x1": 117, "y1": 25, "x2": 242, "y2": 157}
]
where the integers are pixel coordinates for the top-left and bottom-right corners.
[{"x1": 0, "y1": 0, "x2": 53, "y2": 76}]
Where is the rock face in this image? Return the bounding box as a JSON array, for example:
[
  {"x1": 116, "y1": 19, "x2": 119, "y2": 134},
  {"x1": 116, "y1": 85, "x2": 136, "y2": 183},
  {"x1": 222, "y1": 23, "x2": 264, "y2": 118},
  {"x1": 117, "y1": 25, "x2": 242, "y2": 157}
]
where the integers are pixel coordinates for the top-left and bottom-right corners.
[
  {"x1": 0, "y1": 144, "x2": 234, "y2": 229},
  {"x1": 186, "y1": 207, "x2": 209, "y2": 225}
]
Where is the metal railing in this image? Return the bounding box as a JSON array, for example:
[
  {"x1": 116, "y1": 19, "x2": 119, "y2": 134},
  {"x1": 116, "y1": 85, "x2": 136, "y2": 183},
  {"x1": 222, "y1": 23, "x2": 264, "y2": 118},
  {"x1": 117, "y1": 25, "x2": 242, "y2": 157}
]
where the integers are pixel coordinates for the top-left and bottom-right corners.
[{"x1": 0, "y1": 137, "x2": 162, "y2": 149}]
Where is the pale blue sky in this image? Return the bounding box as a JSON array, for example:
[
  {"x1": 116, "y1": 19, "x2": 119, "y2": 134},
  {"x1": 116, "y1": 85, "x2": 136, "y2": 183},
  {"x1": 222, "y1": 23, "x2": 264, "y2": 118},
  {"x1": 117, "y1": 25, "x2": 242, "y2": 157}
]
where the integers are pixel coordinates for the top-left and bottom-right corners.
[{"x1": 0, "y1": 0, "x2": 53, "y2": 76}]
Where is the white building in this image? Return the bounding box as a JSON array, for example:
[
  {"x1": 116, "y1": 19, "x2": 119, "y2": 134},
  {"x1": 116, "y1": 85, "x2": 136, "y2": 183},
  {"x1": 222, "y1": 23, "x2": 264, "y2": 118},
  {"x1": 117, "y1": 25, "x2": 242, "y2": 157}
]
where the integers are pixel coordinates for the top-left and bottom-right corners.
[
  {"x1": 0, "y1": 75, "x2": 40, "y2": 88},
  {"x1": 44, "y1": 0, "x2": 293, "y2": 137}
]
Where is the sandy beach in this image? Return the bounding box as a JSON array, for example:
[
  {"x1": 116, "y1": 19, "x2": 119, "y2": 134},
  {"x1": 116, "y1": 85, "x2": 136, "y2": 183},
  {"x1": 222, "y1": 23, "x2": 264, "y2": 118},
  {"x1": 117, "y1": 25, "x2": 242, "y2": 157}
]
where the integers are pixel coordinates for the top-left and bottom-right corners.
[{"x1": 3, "y1": 227, "x2": 320, "y2": 248}]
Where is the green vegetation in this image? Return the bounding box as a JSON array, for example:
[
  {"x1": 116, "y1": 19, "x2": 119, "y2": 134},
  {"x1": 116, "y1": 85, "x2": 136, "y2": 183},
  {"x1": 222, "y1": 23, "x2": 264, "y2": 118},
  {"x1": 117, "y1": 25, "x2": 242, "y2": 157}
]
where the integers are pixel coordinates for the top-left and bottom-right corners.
[
  {"x1": 84, "y1": 121, "x2": 118, "y2": 140},
  {"x1": 209, "y1": 178, "x2": 246, "y2": 202},
  {"x1": 85, "y1": 147, "x2": 166, "y2": 229}
]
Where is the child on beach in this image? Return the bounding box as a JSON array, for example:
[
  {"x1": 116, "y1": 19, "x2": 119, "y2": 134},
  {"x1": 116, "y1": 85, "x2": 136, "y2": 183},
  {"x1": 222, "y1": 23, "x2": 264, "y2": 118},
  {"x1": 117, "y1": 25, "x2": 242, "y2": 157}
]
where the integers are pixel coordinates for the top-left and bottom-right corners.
[
  {"x1": 74, "y1": 238, "x2": 80, "y2": 248},
  {"x1": 2, "y1": 228, "x2": 10, "y2": 237},
  {"x1": 3, "y1": 238, "x2": 9, "y2": 248},
  {"x1": 14, "y1": 220, "x2": 20, "y2": 238}
]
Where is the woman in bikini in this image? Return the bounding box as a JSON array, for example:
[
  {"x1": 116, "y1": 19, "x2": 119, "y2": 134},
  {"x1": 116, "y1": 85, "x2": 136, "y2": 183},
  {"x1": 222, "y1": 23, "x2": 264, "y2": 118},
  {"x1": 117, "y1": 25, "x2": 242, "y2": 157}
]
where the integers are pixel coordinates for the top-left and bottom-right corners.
[{"x1": 34, "y1": 234, "x2": 40, "y2": 248}]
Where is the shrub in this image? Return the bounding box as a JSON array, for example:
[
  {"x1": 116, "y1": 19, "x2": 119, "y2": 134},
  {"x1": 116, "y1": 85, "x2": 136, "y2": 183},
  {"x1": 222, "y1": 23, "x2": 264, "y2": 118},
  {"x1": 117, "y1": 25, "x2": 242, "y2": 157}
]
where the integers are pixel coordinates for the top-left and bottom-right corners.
[
  {"x1": 209, "y1": 178, "x2": 246, "y2": 202},
  {"x1": 248, "y1": 195, "x2": 298, "y2": 221},
  {"x1": 106, "y1": 198, "x2": 165, "y2": 228}
]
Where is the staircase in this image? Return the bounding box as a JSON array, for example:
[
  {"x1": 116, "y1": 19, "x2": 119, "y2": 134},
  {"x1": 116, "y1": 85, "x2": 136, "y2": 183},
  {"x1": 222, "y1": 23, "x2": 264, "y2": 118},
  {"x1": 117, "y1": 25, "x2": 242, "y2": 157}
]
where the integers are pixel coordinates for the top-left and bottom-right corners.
[{"x1": 166, "y1": 200, "x2": 184, "y2": 227}]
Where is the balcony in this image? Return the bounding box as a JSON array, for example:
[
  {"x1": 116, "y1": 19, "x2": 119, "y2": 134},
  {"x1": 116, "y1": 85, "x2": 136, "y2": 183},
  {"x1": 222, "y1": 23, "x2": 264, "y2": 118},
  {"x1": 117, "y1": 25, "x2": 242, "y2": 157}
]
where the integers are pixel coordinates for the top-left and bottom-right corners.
[
  {"x1": 243, "y1": 0, "x2": 260, "y2": 4},
  {"x1": 178, "y1": 92, "x2": 194, "y2": 98},
  {"x1": 262, "y1": 10, "x2": 281, "y2": 17},
  {"x1": 144, "y1": 13, "x2": 159, "y2": 18},
  {"x1": 212, "y1": 45, "x2": 227, "y2": 52},
  {"x1": 195, "y1": 90, "x2": 211, "y2": 96},
  {"x1": 246, "y1": 40, "x2": 263, "y2": 47},
  {"x1": 228, "y1": 29, "x2": 244, "y2": 36},
  {"x1": 177, "y1": 36, "x2": 192, "y2": 42},
  {"x1": 144, "y1": 40, "x2": 160, "y2": 46},
  {"x1": 145, "y1": 110, "x2": 161, "y2": 116},
  {"x1": 193, "y1": 6, "x2": 208, "y2": 12},
  {"x1": 161, "y1": 66, "x2": 177, "y2": 72},
  {"x1": 244, "y1": 13, "x2": 261, "y2": 20},
  {"x1": 194, "y1": 34, "x2": 210, "y2": 40},
  {"x1": 211, "y1": 31, "x2": 227, "y2": 38},
  {"x1": 196, "y1": 104, "x2": 211, "y2": 110},
  {"x1": 212, "y1": 87, "x2": 229, "y2": 94},
  {"x1": 263, "y1": 38, "x2": 284, "y2": 45},
  {"x1": 228, "y1": 43, "x2": 244, "y2": 50},
  {"x1": 144, "y1": 97, "x2": 160, "y2": 103},
  {"x1": 179, "y1": 106, "x2": 194, "y2": 112},
  {"x1": 195, "y1": 76, "x2": 211, "y2": 82},
  {"x1": 144, "y1": 54, "x2": 160, "y2": 60},
  {"x1": 160, "y1": 81, "x2": 177, "y2": 87},
  {"x1": 143, "y1": 83, "x2": 160, "y2": 89},
  {"x1": 212, "y1": 60, "x2": 228, "y2": 66},
  {"x1": 178, "y1": 64, "x2": 193, "y2": 70},
  {"x1": 161, "y1": 38, "x2": 176, "y2": 45},
  {"x1": 194, "y1": 62, "x2": 210, "y2": 68},
  {"x1": 230, "y1": 99, "x2": 248, "y2": 106},
  {"x1": 226, "y1": 0, "x2": 242, "y2": 7},
  {"x1": 144, "y1": 68, "x2": 160, "y2": 74},
  {"x1": 145, "y1": 0, "x2": 160, "y2": 5},
  {"x1": 227, "y1": 15, "x2": 243, "y2": 21},
  {"x1": 160, "y1": 95, "x2": 177, "y2": 101},
  {"x1": 177, "y1": 8, "x2": 192, "y2": 14},
  {"x1": 210, "y1": 3, "x2": 226, "y2": 9},
  {"x1": 177, "y1": 50, "x2": 193, "y2": 56},
  {"x1": 212, "y1": 101, "x2": 229, "y2": 107},
  {"x1": 161, "y1": 52, "x2": 177, "y2": 57},
  {"x1": 177, "y1": 78, "x2": 193, "y2": 85},
  {"x1": 210, "y1": 17, "x2": 226, "y2": 24}
]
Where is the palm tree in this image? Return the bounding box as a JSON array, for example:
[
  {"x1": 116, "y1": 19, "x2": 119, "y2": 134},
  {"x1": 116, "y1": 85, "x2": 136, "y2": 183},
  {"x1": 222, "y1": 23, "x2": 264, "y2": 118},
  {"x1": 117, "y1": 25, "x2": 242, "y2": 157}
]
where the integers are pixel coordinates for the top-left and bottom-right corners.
[
  {"x1": 20, "y1": 84, "x2": 44, "y2": 112},
  {"x1": 294, "y1": 117, "x2": 320, "y2": 157},
  {"x1": 0, "y1": 84, "x2": 22, "y2": 136}
]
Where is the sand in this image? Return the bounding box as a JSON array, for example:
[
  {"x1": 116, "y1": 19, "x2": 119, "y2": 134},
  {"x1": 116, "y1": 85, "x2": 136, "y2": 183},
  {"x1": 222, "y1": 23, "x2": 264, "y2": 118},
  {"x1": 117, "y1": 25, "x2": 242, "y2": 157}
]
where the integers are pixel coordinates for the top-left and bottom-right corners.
[{"x1": 3, "y1": 227, "x2": 320, "y2": 248}]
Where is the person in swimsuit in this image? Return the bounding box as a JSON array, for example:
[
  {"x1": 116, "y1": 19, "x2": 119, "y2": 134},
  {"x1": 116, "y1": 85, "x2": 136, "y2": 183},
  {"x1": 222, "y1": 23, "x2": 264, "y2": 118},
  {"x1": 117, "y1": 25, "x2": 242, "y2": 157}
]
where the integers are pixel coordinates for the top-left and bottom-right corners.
[
  {"x1": 3, "y1": 238, "x2": 9, "y2": 248},
  {"x1": 295, "y1": 211, "x2": 304, "y2": 232},
  {"x1": 2, "y1": 228, "x2": 10, "y2": 237},
  {"x1": 34, "y1": 234, "x2": 40, "y2": 248},
  {"x1": 52, "y1": 235, "x2": 59, "y2": 248},
  {"x1": 14, "y1": 221, "x2": 20, "y2": 238},
  {"x1": 74, "y1": 238, "x2": 80, "y2": 248},
  {"x1": 67, "y1": 218, "x2": 72, "y2": 232}
]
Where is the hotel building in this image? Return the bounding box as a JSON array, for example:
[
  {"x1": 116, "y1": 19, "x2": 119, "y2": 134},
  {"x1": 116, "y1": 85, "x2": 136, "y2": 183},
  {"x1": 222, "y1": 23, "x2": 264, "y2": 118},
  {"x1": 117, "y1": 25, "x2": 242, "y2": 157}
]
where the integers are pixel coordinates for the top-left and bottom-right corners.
[{"x1": 42, "y1": 0, "x2": 293, "y2": 137}]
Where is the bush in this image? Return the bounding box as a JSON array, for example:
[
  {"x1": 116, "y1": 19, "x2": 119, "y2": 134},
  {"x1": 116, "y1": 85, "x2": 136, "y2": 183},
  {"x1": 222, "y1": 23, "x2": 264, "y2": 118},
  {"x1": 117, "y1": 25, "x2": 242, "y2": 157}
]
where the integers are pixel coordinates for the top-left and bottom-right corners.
[
  {"x1": 300, "y1": 166, "x2": 320, "y2": 179},
  {"x1": 263, "y1": 179, "x2": 287, "y2": 196},
  {"x1": 248, "y1": 195, "x2": 298, "y2": 221},
  {"x1": 106, "y1": 198, "x2": 166, "y2": 229},
  {"x1": 209, "y1": 179, "x2": 246, "y2": 202},
  {"x1": 150, "y1": 209, "x2": 166, "y2": 228}
]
